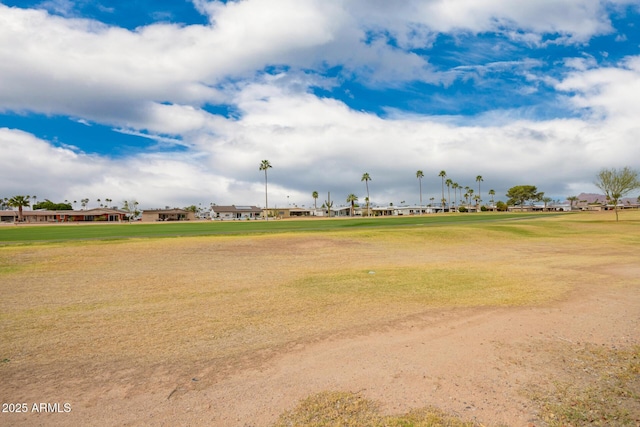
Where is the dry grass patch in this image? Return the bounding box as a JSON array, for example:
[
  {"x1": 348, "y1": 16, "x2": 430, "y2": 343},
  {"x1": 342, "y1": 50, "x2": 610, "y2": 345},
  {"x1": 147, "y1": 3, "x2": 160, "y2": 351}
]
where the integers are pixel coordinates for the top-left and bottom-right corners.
[
  {"x1": 526, "y1": 344, "x2": 640, "y2": 426},
  {"x1": 274, "y1": 391, "x2": 480, "y2": 427}
]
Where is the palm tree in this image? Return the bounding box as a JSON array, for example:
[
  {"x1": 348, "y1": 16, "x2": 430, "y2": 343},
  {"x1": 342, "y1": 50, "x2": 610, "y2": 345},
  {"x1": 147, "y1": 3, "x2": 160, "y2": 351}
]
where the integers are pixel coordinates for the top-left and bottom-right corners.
[
  {"x1": 476, "y1": 175, "x2": 483, "y2": 211},
  {"x1": 259, "y1": 160, "x2": 272, "y2": 220},
  {"x1": 464, "y1": 186, "x2": 471, "y2": 207},
  {"x1": 416, "y1": 170, "x2": 424, "y2": 213},
  {"x1": 7, "y1": 195, "x2": 31, "y2": 222},
  {"x1": 312, "y1": 191, "x2": 319, "y2": 211},
  {"x1": 80, "y1": 198, "x2": 89, "y2": 210},
  {"x1": 567, "y1": 195, "x2": 579, "y2": 210},
  {"x1": 445, "y1": 178, "x2": 453, "y2": 213},
  {"x1": 346, "y1": 193, "x2": 358, "y2": 216},
  {"x1": 542, "y1": 196, "x2": 553, "y2": 211},
  {"x1": 361, "y1": 173, "x2": 371, "y2": 216},
  {"x1": 452, "y1": 182, "x2": 460, "y2": 210},
  {"x1": 438, "y1": 171, "x2": 446, "y2": 213},
  {"x1": 488, "y1": 189, "x2": 496, "y2": 211},
  {"x1": 468, "y1": 189, "x2": 474, "y2": 209}
]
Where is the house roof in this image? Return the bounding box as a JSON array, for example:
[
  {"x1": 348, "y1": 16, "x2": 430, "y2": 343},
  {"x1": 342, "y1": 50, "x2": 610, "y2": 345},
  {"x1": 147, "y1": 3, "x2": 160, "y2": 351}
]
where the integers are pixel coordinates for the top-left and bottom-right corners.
[
  {"x1": 142, "y1": 208, "x2": 190, "y2": 214},
  {"x1": 211, "y1": 205, "x2": 262, "y2": 213}
]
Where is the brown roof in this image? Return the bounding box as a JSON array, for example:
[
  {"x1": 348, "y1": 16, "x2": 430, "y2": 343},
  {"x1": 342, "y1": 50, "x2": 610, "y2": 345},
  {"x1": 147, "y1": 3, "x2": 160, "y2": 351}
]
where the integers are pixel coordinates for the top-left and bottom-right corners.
[
  {"x1": 142, "y1": 208, "x2": 190, "y2": 214},
  {"x1": 211, "y1": 205, "x2": 262, "y2": 213}
]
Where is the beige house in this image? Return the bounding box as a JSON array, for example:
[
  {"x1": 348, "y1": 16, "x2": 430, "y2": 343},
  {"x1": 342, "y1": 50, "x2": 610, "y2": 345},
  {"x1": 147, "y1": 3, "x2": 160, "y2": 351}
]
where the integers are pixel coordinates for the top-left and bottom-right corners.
[{"x1": 141, "y1": 209, "x2": 195, "y2": 222}]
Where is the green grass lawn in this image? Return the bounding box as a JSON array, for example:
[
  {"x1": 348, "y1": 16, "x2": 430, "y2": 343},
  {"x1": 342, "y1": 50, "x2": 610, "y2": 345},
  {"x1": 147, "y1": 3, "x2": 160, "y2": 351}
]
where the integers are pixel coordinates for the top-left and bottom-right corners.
[{"x1": 0, "y1": 212, "x2": 561, "y2": 243}]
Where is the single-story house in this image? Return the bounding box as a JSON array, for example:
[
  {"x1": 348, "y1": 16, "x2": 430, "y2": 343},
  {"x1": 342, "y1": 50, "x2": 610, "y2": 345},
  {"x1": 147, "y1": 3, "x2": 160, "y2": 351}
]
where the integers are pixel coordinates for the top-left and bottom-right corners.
[
  {"x1": 141, "y1": 208, "x2": 195, "y2": 222},
  {"x1": 371, "y1": 205, "x2": 443, "y2": 216},
  {"x1": 263, "y1": 207, "x2": 314, "y2": 218},
  {"x1": 311, "y1": 206, "x2": 352, "y2": 217},
  {"x1": 211, "y1": 205, "x2": 262, "y2": 220},
  {"x1": 0, "y1": 208, "x2": 128, "y2": 223}
]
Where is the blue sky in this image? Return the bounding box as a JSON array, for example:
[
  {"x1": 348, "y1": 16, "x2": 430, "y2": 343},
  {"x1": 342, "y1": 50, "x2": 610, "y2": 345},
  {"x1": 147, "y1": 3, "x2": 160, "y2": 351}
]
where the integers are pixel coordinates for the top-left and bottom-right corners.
[{"x1": 1, "y1": 0, "x2": 640, "y2": 209}]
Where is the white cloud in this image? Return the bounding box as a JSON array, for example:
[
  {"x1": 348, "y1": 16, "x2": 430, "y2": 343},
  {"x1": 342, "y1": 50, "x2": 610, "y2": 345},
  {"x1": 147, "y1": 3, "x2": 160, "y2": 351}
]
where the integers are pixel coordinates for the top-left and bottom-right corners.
[{"x1": 556, "y1": 56, "x2": 640, "y2": 119}]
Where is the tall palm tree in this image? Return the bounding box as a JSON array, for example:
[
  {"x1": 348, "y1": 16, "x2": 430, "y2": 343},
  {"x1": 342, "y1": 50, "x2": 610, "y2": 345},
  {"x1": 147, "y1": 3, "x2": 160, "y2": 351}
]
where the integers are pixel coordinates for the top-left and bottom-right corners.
[
  {"x1": 488, "y1": 189, "x2": 496, "y2": 211},
  {"x1": 476, "y1": 175, "x2": 483, "y2": 211},
  {"x1": 346, "y1": 193, "x2": 358, "y2": 216},
  {"x1": 445, "y1": 178, "x2": 453, "y2": 213},
  {"x1": 312, "y1": 191, "x2": 319, "y2": 212},
  {"x1": 438, "y1": 171, "x2": 446, "y2": 213},
  {"x1": 464, "y1": 186, "x2": 471, "y2": 207},
  {"x1": 259, "y1": 160, "x2": 272, "y2": 220},
  {"x1": 7, "y1": 195, "x2": 31, "y2": 222},
  {"x1": 361, "y1": 173, "x2": 371, "y2": 216},
  {"x1": 452, "y1": 182, "x2": 460, "y2": 210},
  {"x1": 416, "y1": 170, "x2": 424, "y2": 213},
  {"x1": 567, "y1": 195, "x2": 579, "y2": 210},
  {"x1": 468, "y1": 189, "x2": 474, "y2": 209}
]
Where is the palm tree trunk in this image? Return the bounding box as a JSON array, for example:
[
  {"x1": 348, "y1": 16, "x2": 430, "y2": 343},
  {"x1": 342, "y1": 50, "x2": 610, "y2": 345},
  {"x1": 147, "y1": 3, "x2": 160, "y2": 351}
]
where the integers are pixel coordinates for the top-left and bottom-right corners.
[{"x1": 264, "y1": 171, "x2": 269, "y2": 221}]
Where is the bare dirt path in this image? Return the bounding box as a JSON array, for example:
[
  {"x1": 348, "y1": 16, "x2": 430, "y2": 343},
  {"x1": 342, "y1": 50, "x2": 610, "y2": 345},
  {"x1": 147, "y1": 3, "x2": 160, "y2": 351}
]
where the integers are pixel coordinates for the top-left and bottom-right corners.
[{"x1": 11, "y1": 273, "x2": 637, "y2": 427}]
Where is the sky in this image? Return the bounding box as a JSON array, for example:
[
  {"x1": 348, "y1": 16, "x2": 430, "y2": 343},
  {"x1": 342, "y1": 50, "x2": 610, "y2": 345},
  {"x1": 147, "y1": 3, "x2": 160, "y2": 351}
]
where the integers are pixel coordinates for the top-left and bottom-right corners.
[{"x1": 1, "y1": 0, "x2": 640, "y2": 210}]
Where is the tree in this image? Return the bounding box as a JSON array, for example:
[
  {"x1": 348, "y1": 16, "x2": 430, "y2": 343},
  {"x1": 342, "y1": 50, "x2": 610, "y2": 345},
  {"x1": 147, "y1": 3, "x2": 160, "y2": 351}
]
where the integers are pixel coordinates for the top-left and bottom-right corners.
[
  {"x1": 488, "y1": 189, "x2": 496, "y2": 211},
  {"x1": 445, "y1": 178, "x2": 453, "y2": 212},
  {"x1": 416, "y1": 170, "x2": 424, "y2": 212},
  {"x1": 33, "y1": 199, "x2": 72, "y2": 210},
  {"x1": 594, "y1": 167, "x2": 640, "y2": 221},
  {"x1": 452, "y1": 182, "x2": 460, "y2": 210},
  {"x1": 81, "y1": 198, "x2": 89, "y2": 209},
  {"x1": 438, "y1": 171, "x2": 446, "y2": 212},
  {"x1": 346, "y1": 193, "x2": 358, "y2": 216},
  {"x1": 506, "y1": 185, "x2": 543, "y2": 211},
  {"x1": 542, "y1": 196, "x2": 552, "y2": 211},
  {"x1": 496, "y1": 201, "x2": 508, "y2": 211},
  {"x1": 259, "y1": 160, "x2": 272, "y2": 220},
  {"x1": 312, "y1": 191, "x2": 318, "y2": 211},
  {"x1": 567, "y1": 195, "x2": 579, "y2": 210},
  {"x1": 476, "y1": 175, "x2": 483, "y2": 211},
  {"x1": 7, "y1": 195, "x2": 31, "y2": 222},
  {"x1": 361, "y1": 173, "x2": 371, "y2": 217},
  {"x1": 122, "y1": 200, "x2": 140, "y2": 221}
]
